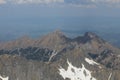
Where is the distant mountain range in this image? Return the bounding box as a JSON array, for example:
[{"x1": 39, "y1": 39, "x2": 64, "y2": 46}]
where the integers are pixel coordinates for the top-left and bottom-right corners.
[{"x1": 0, "y1": 30, "x2": 120, "y2": 80}]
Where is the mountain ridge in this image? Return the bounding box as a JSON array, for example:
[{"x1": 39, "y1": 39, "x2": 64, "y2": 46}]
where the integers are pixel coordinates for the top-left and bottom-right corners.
[{"x1": 0, "y1": 31, "x2": 120, "y2": 80}]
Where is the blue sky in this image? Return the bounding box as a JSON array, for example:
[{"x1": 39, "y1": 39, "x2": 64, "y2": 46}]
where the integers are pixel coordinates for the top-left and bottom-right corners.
[{"x1": 0, "y1": 0, "x2": 120, "y2": 18}]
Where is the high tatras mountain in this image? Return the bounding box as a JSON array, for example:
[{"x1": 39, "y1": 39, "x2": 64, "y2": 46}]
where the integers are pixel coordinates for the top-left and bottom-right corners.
[{"x1": 0, "y1": 31, "x2": 120, "y2": 80}]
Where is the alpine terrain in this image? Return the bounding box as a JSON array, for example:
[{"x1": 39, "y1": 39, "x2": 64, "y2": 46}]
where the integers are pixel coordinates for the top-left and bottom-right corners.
[{"x1": 0, "y1": 30, "x2": 120, "y2": 80}]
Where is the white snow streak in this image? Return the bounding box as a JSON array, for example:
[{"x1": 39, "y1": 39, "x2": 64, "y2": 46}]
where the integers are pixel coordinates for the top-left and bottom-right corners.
[
  {"x1": 58, "y1": 60, "x2": 97, "y2": 80},
  {"x1": 49, "y1": 50, "x2": 57, "y2": 62},
  {"x1": 85, "y1": 58, "x2": 99, "y2": 65},
  {"x1": 0, "y1": 75, "x2": 9, "y2": 80},
  {"x1": 108, "y1": 73, "x2": 112, "y2": 80}
]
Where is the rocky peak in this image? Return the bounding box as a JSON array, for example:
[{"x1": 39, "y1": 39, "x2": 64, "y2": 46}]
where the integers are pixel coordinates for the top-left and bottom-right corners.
[
  {"x1": 73, "y1": 32, "x2": 104, "y2": 44},
  {"x1": 42, "y1": 30, "x2": 66, "y2": 39},
  {"x1": 84, "y1": 32, "x2": 98, "y2": 39},
  {"x1": 84, "y1": 32, "x2": 105, "y2": 44},
  {"x1": 36, "y1": 30, "x2": 70, "y2": 50},
  {"x1": 52, "y1": 30, "x2": 64, "y2": 36},
  {"x1": 47, "y1": 30, "x2": 68, "y2": 40}
]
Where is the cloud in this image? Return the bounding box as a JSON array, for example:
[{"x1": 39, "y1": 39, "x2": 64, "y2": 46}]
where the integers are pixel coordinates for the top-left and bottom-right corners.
[
  {"x1": 2, "y1": 0, "x2": 120, "y2": 4},
  {"x1": 0, "y1": 0, "x2": 120, "y2": 8},
  {"x1": 91, "y1": 0, "x2": 120, "y2": 5},
  {"x1": 92, "y1": 0, "x2": 120, "y2": 7},
  {"x1": 0, "y1": 0, "x2": 6, "y2": 4},
  {"x1": 64, "y1": 0, "x2": 120, "y2": 7},
  {"x1": 64, "y1": 0, "x2": 94, "y2": 5},
  {"x1": 64, "y1": 0, "x2": 120, "y2": 5},
  {"x1": 8, "y1": 0, "x2": 64, "y2": 4},
  {"x1": 94, "y1": 0, "x2": 120, "y2": 3},
  {"x1": 63, "y1": 0, "x2": 96, "y2": 8}
]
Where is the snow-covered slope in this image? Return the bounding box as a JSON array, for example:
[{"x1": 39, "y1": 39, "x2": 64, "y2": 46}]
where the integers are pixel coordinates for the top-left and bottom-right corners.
[{"x1": 59, "y1": 60, "x2": 97, "y2": 80}]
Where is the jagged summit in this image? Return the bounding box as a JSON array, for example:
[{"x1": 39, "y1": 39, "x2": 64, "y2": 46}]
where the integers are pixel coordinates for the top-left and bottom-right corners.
[
  {"x1": 84, "y1": 32, "x2": 98, "y2": 39},
  {"x1": 83, "y1": 32, "x2": 105, "y2": 44},
  {"x1": 42, "y1": 30, "x2": 66, "y2": 38},
  {"x1": 52, "y1": 30, "x2": 64, "y2": 36},
  {"x1": 37, "y1": 30, "x2": 70, "y2": 49},
  {"x1": 73, "y1": 31, "x2": 105, "y2": 45}
]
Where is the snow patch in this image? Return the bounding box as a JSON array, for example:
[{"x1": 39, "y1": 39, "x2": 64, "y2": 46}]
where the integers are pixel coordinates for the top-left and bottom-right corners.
[
  {"x1": 0, "y1": 75, "x2": 9, "y2": 80},
  {"x1": 49, "y1": 50, "x2": 57, "y2": 62},
  {"x1": 85, "y1": 58, "x2": 99, "y2": 65},
  {"x1": 58, "y1": 60, "x2": 97, "y2": 80},
  {"x1": 108, "y1": 73, "x2": 112, "y2": 80}
]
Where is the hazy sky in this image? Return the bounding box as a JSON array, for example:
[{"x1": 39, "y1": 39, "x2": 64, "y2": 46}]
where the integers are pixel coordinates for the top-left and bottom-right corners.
[
  {"x1": 0, "y1": 0, "x2": 120, "y2": 44},
  {"x1": 0, "y1": 0, "x2": 120, "y2": 18}
]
